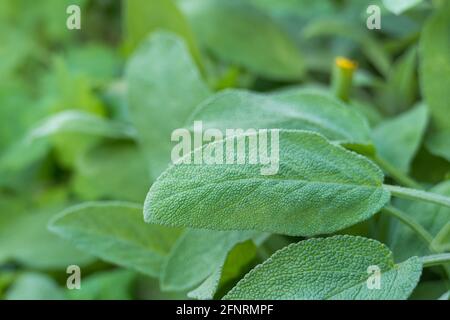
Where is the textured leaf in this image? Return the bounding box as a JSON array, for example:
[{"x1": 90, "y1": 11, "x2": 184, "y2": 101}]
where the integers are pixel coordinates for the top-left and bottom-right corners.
[
  {"x1": 389, "y1": 181, "x2": 450, "y2": 261},
  {"x1": 188, "y1": 89, "x2": 372, "y2": 146},
  {"x1": 224, "y1": 236, "x2": 422, "y2": 300},
  {"x1": 145, "y1": 130, "x2": 390, "y2": 236},
  {"x1": 6, "y1": 273, "x2": 66, "y2": 300},
  {"x1": 49, "y1": 202, "x2": 182, "y2": 277},
  {"x1": 126, "y1": 31, "x2": 210, "y2": 180},
  {"x1": 161, "y1": 229, "x2": 257, "y2": 291},
  {"x1": 180, "y1": 0, "x2": 304, "y2": 80},
  {"x1": 372, "y1": 104, "x2": 428, "y2": 173}
]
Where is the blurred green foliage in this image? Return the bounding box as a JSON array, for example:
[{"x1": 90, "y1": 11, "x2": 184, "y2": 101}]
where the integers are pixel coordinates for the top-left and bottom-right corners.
[{"x1": 0, "y1": 0, "x2": 449, "y2": 300}]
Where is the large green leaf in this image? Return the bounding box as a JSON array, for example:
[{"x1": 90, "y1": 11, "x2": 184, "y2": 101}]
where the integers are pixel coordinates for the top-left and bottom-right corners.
[
  {"x1": 161, "y1": 229, "x2": 257, "y2": 291},
  {"x1": 188, "y1": 89, "x2": 372, "y2": 147},
  {"x1": 180, "y1": 0, "x2": 305, "y2": 80},
  {"x1": 126, "y1": 31, "x2": 210, "y2": 180},
  {"x1": 49, "y1": 202, "x2": 182, "y2": 277},
  {"x1": 224, "y1": 236, "x2": 422, "y2": 300},
  {"x1": 389, "y1": 181, "x2": 450, "y2": 261},
  {"x1": 145, "y1": 130, "x2": 390, "y2": 236},
  {"x1": 372, "y1": 104, "x2": 428, "y2": 173}
]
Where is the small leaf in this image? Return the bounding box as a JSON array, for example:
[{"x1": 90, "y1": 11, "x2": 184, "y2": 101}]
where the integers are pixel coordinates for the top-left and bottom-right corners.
[
  {"x1": 49, "y1": 202, "x2": 182, "y2": 277},
  {"x1": 126, "y1": 31, "x2": 210, "y2": 180},
  {"x1": 145, "y1": 130, "x2": 390, "y2": 236},
  {"x1": 188, "y1": 89, "x2": 372, "y2": 147},
  {"x1": 224, "y1": 236, "x2": 422, "y2": 300},
  {"x1": 372, "y1": 104, "x2": 428, "y2": 173},
  {"x1": 161, "y1": 229, "x2": 257, "y2": 291}
]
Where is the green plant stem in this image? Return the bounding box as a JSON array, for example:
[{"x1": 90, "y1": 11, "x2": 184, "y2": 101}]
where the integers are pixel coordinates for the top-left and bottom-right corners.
[
  {"x1": 420, "y1": 253, "x2": 450, "y2": 268},
  {"x1": 372, "y1": 155, "x2": 422, "y2": 189},
  {"x1": 331, "y1": 57, "x2": 357, "y2": 102},
  {"x1": 385, "y1": 184, "x2": 450, "y2": 209},
  {"x1": 382, "y1": 206, "x2": 434, "y2": 248}
]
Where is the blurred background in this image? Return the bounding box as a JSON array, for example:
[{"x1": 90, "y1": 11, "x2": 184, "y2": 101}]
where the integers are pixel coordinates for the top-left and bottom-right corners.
[{"x1": 0, "y1": 0, "x2": 448, "y2": 299}]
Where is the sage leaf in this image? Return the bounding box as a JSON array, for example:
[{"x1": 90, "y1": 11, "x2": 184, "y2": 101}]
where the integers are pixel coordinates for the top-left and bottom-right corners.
[
  {"x1": 161, "y1": 229, "x2": 257, "y2": 291},
  {"x1": 372, "y1": 103, "x2": 428, "y2": 173},
  {"x1": 145, "y1": 130, "x2": 390, "y2": 236},
  {"x1": 188, "y1": 89, "x2": 372, "y2": 147},
  {"x1": 49, "y1": 202, "x2": 182, "y2": 277},
  {"x1": 224, "y1": 235, "x2": 422, "y2": 300},
  {"x1": 126, "y1": 31, "x2": 210, "y2": 180}
]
